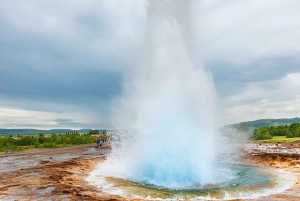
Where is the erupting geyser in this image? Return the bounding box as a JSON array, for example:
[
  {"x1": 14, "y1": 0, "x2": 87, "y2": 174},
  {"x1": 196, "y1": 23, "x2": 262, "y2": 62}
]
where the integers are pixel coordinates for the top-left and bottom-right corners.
[
  {"x1": 87, "y1": 0, "x2": 297, "y2": 199},
  {"x1": 111, "y1": 0, "x2": 218, "y2": 188}
]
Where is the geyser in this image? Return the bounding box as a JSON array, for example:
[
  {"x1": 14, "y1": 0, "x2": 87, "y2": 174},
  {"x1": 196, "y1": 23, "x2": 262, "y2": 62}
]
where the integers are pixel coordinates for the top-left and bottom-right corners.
[
  {"x1": 87, "y1": 1, "x2": 298, "y2": 199},
  {"x1": 109, "y1": 0, "x2": 219, "y2": 188}
]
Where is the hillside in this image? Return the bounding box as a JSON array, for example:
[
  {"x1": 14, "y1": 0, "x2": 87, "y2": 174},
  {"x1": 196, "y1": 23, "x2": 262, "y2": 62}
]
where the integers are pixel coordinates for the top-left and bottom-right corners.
[
  {"x1": 233, "y1": 117, "x2": 300, "y2": 129},
  {"x1": 0, "y1": 129, "x2": 91, "y2": 135},
  {"x1": 2, "y1": 118, "x2": 300, "y2": 135}
]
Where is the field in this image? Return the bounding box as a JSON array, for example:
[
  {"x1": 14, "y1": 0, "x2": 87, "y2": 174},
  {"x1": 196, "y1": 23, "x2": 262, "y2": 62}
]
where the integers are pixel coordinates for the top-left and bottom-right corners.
[
  {"x1": 0, "y1": 132, "x2": 106, "y2": 152},
  {"x1": 256, "y1": 136, "x2": 300, "y2": 143},
  {"x1": 0, "y1": 132, "x2": 87, "y2": 137}
]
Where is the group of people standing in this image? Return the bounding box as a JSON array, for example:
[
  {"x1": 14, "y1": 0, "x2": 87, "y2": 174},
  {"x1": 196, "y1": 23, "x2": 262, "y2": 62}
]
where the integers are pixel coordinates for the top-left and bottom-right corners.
[
  {"x1": 96, "y1": 139, "x2": 103, "y2": 148},
  {"x1": 96, "y1": 138, "x2": 109, "y2": 148}
]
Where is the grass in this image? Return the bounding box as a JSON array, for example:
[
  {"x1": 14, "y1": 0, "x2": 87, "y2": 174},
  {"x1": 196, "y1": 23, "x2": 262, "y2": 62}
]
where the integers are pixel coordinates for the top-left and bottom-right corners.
[
  {"x1": 0, "y1": 132, "x2": 88, "y2": 137},
  {"x1": 255, "y1": 136, "x2": 300, "y2": 143},
  {"x1": 0, "y1": 143, "x2": 96, "y2": 154}
]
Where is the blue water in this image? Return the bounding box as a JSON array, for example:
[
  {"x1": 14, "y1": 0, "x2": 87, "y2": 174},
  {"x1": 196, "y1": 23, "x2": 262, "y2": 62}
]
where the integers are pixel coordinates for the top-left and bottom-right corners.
[
  {"x1": 89, "y1": 163, "x2": 296, "y2": 200},
  {"x1": 131, "y1": 163, "x2": 271, "y2": 191}
]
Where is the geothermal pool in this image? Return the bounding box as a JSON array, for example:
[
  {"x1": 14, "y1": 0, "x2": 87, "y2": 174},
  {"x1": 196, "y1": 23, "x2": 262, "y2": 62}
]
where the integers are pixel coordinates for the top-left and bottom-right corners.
[
  {"x1": 89, "y1": 0, "x2": 296, "y2": 200},
  {"x1": 87, "y1": 162, "x2": 296, "y2": 200}
]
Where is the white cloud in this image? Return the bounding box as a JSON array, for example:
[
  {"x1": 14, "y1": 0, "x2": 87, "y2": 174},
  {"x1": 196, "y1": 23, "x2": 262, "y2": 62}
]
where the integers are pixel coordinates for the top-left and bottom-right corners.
[
  {"x1": 0, "y1": 0, "x2": 300, "y2": 128},
  {"x1": 0, "y1": 107, "x2": 80, "y2": 129},
  {"x1": 0, "y1": 104, "x2": 114, "y2": 129},
  {"x1": 197, "y1": 0, "x2": 300, "y2": 64},
  {"x1": 0, "y1": 0, "x2": 147, "y2": 72},
  {"x1": 220, "y1": 73, "x2": 300, "y2": 125}
]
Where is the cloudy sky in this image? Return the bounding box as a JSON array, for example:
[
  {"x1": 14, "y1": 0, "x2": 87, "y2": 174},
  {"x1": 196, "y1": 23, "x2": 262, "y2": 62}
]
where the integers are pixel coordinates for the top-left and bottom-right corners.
[{"x1": 0, "y1": 0, "x2": 299, "y2": 129}]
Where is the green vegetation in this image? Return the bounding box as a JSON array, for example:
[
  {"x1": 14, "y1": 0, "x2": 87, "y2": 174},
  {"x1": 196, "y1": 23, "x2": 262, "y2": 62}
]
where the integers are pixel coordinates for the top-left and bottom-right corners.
[
  {"x1": 253, "y1": 122, "x2": 300, "y2": 140},
  {"x1": 0, "y1": 132, "x2": 99, "y2": 152},
  {"x1": 234, "y1": 117, "x2": 300, "y2": 129},
  {"x1": 88, "y1": 129, "x2": 107, "y2": 134},
  {"x1": 256, "y1": 136, "x2": 300, "y2": 143},
  {"x1": 0, "y1": 129, "x2": 91, "y2": 136}
]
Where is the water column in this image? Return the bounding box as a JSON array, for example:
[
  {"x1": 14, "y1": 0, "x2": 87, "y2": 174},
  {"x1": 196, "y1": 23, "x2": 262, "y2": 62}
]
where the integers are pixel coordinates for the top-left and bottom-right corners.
[{"x1": 112, "y1": 0, "x2": 218, "y2": 188}]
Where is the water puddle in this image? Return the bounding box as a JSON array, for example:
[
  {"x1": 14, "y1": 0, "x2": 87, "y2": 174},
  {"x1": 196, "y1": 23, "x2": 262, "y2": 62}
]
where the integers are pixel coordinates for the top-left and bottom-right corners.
[
  {"x1": 33, "y1": 186, "x2": 56, "y2": 196},
  {"x1": 81, "y1": 148, "x2": 111, "y2": 155},
  {"x1": 28, "y1": 172, "x2": 41, "y2": 176},
  {"x1": 0, "y1": 196, "x2": 25, "y2": 201},
  {"x1": 45, "y1": 195, "x2": 71, "y2": 201}
]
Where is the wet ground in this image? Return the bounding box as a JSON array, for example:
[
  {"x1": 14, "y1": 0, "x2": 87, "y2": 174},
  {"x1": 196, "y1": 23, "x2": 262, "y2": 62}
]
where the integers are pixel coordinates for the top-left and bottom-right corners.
[
  {"x1": 1, "y1": 143, "x2": 300, "y2": 200},
  {"x1": 242, "y1": 143, "x2": 300, "y2": 201},
  {"x1": 0, "y1": 145, "x2": 122, "y2": 201}
]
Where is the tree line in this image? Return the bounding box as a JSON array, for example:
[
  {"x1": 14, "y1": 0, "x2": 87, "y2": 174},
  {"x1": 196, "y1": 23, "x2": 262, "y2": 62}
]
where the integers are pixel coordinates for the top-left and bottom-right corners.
[
  {"x1": 253, "y1": 122, "x2": 300, "y2": 140},
  {"x1": 0, "y1": 132, "x2": 96, "y2": 152},
  {"x1": 88, "y1": 129, "x2": 107, "y2": 134}
]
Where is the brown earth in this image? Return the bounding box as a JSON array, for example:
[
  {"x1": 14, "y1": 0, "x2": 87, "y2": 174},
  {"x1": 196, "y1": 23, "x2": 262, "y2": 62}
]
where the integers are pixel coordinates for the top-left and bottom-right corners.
[
  {"x1": 241, "y1": 144, "x2": 300, "y2": 201},
  {"x1": 1, "y1": 144, "x2": 300, "y2": 201},
  {"x1": 0, "y1": 145, "x2": 128, "y2": 201},
  {"x1": 255, "y1": 140, "x2": 300, "y2": 149}
]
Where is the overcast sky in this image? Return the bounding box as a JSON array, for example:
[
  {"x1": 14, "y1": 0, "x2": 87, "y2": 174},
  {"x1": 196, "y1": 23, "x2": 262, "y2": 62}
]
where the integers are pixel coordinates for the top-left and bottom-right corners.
[{"x1": 0, "y1": 0, "x2": 300, "y2": 129}]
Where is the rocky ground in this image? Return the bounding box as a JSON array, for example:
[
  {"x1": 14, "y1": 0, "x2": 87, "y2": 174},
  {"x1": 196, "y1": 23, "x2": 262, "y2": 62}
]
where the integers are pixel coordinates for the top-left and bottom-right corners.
[
  {"x1": 240, "y1": 142, "x2": 300, "y2": 201},
  {"x1": 0, "y1": 145, "x2": 127, "y2": 201},
  {"x1": 1, "y1": 143, "x2": 300, "y2": 201}
]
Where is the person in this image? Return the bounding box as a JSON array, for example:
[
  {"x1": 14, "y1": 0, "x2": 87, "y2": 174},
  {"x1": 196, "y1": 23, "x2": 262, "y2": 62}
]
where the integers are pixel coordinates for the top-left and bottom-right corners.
[
  {"x1": 100, "y1": 139, "x2": 103, "y2": 147},
  {"x1": 96, "y1": 139, "x2": 100, "y2": 148}
]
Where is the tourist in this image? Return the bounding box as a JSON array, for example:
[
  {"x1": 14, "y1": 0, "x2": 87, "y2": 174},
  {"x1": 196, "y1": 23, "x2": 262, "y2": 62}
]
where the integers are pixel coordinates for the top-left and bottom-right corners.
[{"x1": 96, "y1": 139, "x2": 100, "y2": 148}]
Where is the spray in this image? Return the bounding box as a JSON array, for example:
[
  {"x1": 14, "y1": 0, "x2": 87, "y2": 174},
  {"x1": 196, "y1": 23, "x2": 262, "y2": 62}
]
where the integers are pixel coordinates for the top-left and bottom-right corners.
[{"x1": 107, "y1": 0, "x2": 220, "y2": 188}]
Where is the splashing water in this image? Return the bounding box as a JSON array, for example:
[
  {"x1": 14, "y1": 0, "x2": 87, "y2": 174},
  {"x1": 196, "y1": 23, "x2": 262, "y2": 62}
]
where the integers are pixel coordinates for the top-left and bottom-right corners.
[
  {"x1": 88, "y1": 1, "x2": 298, "y2": 198},
  {"x1": 108, "y1": 0, "x2": 221, "y2": 189}
]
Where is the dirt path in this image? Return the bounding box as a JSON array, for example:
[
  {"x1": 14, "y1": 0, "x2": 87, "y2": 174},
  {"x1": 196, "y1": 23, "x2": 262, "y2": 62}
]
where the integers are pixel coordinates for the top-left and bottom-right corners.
[{"x1": 0, "y1": 144, "x2": 97, "y2": 158}]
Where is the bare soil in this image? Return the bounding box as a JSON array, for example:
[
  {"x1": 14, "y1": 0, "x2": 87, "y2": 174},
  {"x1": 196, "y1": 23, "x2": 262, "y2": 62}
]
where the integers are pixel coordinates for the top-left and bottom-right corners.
[
  {"x1": 0, "y1": 145, "x2": 125, "y2": 201},
  {"x1": 1, "y1": 143, "x2": 300, "y2": 201}
]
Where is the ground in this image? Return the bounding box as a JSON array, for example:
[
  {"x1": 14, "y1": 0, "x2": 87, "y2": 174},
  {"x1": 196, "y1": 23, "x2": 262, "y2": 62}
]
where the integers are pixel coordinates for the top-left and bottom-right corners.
[
  {"x1": 1, "y1": 143, "x2": 300, "y2": 201},
  {"x1": 0, "y1": 145, "x2": 125, "y2": 201}
]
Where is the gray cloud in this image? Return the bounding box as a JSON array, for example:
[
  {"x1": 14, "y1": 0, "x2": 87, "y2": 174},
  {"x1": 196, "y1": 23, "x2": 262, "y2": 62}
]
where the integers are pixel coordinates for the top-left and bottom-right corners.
[
  {"x1": 208, "y1": 54, "x2": 300, "y2": 98},
  {"x1": 0, "y1": 0, "x2": 300, "y2": 128},
  {"x1": 217, "y1": 73, "x2": 300, "y2": 125},
  {"x1": 55, "y1": 118, "x2": 78, "y2": 126},
  {"x1": 0, "y1": 1, "x2": 139, "y2": 126}
]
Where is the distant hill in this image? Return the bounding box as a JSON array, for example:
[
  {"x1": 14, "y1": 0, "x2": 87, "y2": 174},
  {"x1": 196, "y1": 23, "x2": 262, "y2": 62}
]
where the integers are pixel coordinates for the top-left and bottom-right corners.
[
  {"x1": 233, "y1": 117, "x2": 300, "y2": 129},
  {"x1": 0, "y1": 128, "x2": 91, "y2": 135},
  {"x1": 2, "y1": 118, "x2": 299, "y2": 135}
]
